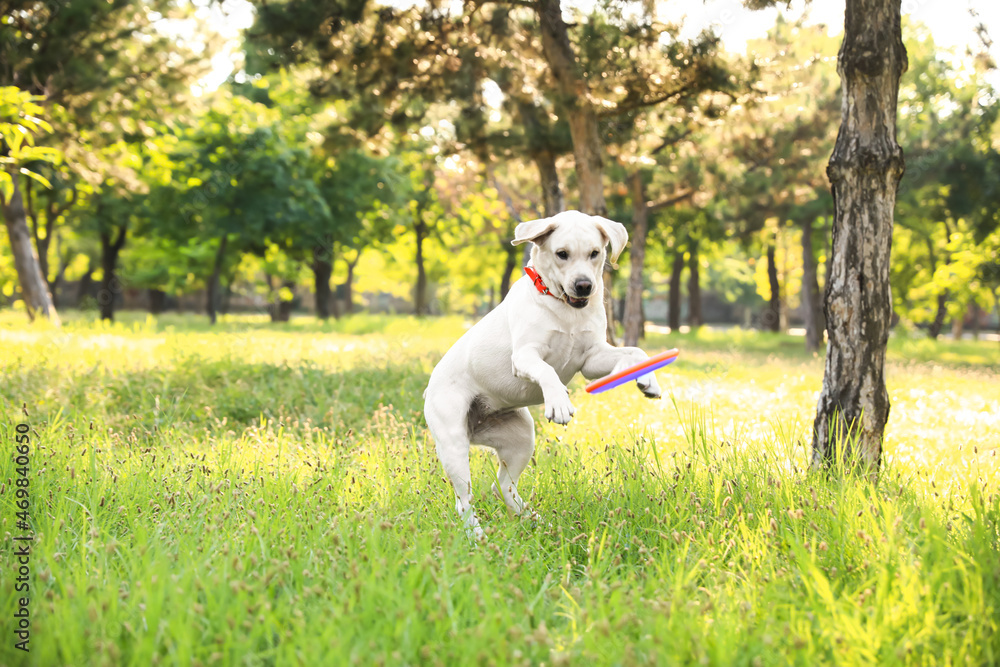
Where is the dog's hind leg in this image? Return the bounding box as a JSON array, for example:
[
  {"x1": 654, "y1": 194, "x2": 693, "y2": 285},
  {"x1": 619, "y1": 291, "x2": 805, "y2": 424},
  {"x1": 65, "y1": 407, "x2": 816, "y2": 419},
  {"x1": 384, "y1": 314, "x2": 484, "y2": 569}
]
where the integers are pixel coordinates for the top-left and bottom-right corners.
[
  {"x1": 424, "y1": 389, "x2": 483, "y2": 539},
  {"x1": 471, "y1": 408, "x2": 536, "y2": 517}
]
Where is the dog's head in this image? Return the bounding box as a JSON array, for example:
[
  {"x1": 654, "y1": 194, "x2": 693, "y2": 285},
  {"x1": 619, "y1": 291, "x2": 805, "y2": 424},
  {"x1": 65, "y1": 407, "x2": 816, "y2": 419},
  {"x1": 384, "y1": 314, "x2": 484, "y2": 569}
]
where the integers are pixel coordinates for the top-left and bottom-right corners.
[{"x1": 511, "y1": 211, "x2": 628, "y2": 309}]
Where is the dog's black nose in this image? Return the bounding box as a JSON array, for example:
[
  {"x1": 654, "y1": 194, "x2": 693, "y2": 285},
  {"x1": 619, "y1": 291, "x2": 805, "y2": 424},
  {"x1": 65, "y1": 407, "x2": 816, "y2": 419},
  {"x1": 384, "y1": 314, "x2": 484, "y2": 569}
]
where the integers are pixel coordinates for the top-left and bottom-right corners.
[{"x1": 574, "y1": 279, "x2": 592, "y2": 297}]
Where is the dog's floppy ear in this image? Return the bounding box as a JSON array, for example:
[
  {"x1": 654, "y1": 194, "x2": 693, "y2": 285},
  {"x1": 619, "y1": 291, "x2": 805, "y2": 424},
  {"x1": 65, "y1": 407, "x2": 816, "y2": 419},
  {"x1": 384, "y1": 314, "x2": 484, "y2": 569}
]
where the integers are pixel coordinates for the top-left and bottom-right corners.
[
  {"x1": 592, "y1": 216, "x2": 629, "y2": 265},
  {"x1": 511, "y1": 217, "x2": 558, "y2": 246}
]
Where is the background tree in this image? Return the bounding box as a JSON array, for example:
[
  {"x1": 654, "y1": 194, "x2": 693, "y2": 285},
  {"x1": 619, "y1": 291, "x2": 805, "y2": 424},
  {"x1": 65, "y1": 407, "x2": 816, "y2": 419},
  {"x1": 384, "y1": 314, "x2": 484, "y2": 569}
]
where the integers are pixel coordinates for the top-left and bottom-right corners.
[
  {"x1": 892, "y1": 27, "x2": 1000, "y2": 338},
  {"x1": 722, "y1": 17, "x2": 840, "y2": 349},
  {"x1": 0, "y1": 87, "x2": 61, "y2": 323},
  {"x1": 0, "y1": 0, "x2": 209, "y2": 321}
]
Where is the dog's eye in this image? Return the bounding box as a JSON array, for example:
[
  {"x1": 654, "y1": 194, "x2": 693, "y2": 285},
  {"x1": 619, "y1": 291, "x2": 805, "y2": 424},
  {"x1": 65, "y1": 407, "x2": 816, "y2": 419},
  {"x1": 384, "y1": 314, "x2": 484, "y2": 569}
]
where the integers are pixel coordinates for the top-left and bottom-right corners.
[
  {"x1": 590, "y1": 250, "x2": 600, "y2": 259},
  {"x1": 556, "y1": 250, "x2": 569, "y2": 260}
]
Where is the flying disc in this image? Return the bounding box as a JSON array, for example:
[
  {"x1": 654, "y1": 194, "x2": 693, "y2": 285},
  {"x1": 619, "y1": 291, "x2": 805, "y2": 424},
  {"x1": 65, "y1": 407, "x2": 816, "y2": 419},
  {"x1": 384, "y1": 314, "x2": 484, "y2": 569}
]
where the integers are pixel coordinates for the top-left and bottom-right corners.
[{"x1": 585, "y1": 348, "x2": 679, "y2": 395}]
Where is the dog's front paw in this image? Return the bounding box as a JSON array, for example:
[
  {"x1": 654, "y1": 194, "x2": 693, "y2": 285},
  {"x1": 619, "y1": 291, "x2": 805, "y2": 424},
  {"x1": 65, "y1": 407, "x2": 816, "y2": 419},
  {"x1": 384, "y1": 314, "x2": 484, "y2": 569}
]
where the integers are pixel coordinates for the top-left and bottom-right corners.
[
  {"x1": 544, "y1": 392, "x2": 576, "y2": 425},
  {"x1": 636, "y1": 372, "x2": 662, "y2": 399}
]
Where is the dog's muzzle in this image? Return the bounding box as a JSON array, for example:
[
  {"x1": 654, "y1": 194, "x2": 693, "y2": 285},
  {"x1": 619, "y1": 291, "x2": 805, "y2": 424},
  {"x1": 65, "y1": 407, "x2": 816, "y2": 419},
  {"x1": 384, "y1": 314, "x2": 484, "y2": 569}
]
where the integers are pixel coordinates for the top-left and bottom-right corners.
[{"x1": 564, "y1": 294, "x2": 589, "y2": 309}]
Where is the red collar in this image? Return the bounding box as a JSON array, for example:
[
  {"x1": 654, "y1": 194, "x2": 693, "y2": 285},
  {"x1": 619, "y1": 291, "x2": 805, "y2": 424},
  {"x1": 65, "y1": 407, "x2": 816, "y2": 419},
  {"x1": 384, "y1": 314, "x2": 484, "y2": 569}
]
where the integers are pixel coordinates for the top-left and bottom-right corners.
[{"x1": 524, "y1": 266, "x2": 562, "y2": 300}]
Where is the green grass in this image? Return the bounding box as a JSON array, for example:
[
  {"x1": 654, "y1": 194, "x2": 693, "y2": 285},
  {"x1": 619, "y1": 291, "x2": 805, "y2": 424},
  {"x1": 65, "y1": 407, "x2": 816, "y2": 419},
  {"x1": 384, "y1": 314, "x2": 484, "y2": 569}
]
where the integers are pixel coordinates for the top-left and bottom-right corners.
[{"x1": 1, "y1": 312, "x2": 998, "y2": 666}]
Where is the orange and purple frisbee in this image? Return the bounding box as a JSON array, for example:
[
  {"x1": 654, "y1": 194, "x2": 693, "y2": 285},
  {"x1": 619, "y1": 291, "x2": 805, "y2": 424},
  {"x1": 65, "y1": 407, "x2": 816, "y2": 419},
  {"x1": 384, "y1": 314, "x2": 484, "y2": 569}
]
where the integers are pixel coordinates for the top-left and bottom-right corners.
[{"x1": 585, "y1": 348, "x2": 679, "y2": 395}]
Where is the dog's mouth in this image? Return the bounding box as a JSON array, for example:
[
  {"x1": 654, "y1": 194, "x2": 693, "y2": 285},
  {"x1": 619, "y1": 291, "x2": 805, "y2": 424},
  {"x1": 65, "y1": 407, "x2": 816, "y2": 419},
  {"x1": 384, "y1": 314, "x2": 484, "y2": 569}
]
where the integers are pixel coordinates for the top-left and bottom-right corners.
[{"x1": 564, "y1": 294, "x2": 589, "y2": 309}]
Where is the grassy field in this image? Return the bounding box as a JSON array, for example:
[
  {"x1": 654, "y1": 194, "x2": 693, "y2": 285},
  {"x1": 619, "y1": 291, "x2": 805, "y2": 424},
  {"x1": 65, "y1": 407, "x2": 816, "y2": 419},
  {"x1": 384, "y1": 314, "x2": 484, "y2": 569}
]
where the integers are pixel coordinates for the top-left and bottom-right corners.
[{"x1": 1, "y1": 311, "x2": 998, "y2": 666}]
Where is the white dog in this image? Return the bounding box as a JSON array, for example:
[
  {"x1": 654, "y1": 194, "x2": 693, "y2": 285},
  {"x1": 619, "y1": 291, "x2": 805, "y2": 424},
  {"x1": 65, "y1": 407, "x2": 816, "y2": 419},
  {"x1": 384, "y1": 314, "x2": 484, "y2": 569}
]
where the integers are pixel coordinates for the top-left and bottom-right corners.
[{"x1": 423, "y1": 210, "x2": 662, "y2": 537}]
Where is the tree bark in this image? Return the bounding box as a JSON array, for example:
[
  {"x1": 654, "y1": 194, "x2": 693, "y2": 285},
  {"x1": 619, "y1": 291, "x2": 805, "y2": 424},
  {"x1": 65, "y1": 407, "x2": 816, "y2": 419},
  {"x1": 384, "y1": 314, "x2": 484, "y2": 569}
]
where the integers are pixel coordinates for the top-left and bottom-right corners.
[
  {"x1": 342, "y1": 252, "x2": 360, "y2": 315},
  {"x1": 923, "y1": 235, "x2": 948, "y2": 339},
  {"x1": 535, "y1": 148, "x2": 565, "y2": 218},
  {"x1": 414, "y1": 218, "x2": 429, "y2": 316},
  {"x1": 526, "y1": 147, "x2": 566, "y2": 267},
  {"x1": 812, "y1": 0, "x2": 907, "y2": 473},
  {"x1": 623, "y1": 172, "x2": 649, "y2": 347},
  {"x1": 537, "y1": 0, "x2": 605, "y2": 218},
  {"x1": 766, "y1": 242, "x2": 782, "y2": 332},
  {"x1": 537, "y1": 0, "x2": 618, "y2": 344},
  {"x1": 928, "y1": 292, "x2": 948, "y2": 339},
  {"x1": 50, "y1": 230, "x2": 66, "y2": 302},
  {"x1": 802, "y1": 217, "x2": 826, "y2": 352},
  {"x1": 313, "y1": 245, "x2": 334, "y2": 320},
  {"x1": 668, "y1": 249, "x2": 684, "y2": 331},
  {"x1": 98, "y1": 224, "x2": 127, "y2": 322},
  {"x1": 77, "y1": 260, "x2": 94, "y2": 307},
  {"x1": 1, "y1": 174, "x2": 60, "y2": 324},
  {"x1": 499, "y1": 244, "x2": 519, "y2": 301},
  {"x1": 269, "y1": 279, "x2": 295, "y2": 322},
  {"x1": 206, "y1": 235, "x2": 228, "y2": 325},
  {"x1": 688, "y1": 238, "x2": 702, "y2": 327},
  {"x1": 149, "y1": 289, "x2": 166, "y2": 314}
]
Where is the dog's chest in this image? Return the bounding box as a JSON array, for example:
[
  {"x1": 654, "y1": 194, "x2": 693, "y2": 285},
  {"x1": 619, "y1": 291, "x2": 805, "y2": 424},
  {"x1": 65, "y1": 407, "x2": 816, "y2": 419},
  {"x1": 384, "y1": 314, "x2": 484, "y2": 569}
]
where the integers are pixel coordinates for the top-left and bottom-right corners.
[{"x1": 542, "y1": 328, "x2": 594, "y2": 381}]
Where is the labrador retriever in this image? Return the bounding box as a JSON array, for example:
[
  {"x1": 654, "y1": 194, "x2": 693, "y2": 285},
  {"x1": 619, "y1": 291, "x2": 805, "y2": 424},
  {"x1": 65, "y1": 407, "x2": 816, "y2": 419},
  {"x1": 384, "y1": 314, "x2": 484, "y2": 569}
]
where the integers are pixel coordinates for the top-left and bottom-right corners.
[{"x1": 423, "y1": 210, "x2": 662, "y2": 538}]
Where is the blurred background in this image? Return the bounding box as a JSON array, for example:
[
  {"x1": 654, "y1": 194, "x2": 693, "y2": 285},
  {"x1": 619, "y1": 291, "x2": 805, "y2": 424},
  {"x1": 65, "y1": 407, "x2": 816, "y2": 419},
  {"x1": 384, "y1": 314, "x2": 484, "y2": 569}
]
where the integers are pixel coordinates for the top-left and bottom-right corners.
[{"x1": 2, "y1": 0, "x2": 999, "y2": 349}]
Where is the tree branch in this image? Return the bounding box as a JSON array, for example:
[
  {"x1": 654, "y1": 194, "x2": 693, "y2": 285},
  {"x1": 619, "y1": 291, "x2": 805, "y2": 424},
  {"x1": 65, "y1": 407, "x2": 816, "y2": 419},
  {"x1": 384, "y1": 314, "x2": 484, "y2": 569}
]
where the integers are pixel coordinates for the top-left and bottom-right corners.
[
  {"x1": 596, "y1": 77, "x2": 701, "y2": 118},
  {"x1": 647, "y1": 188, "x2": 694, "y2": 212},
  {"x1": 111, "y1": 223, "x2": 128, "y2": 253},
  {"x1": 651, "y1": 129, "x2": 693, "y2": 156}
]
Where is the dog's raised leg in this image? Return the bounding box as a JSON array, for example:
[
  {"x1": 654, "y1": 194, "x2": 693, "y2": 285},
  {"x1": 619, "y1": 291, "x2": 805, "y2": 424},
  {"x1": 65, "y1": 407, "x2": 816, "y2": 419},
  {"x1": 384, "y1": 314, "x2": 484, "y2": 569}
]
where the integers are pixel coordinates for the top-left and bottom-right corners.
[
  {"x1": 472, "y1": 408, "x2": 538, "y2": 520},
  {"x1": 425, "y1": 394, "x2": 484, "y2": 540}
]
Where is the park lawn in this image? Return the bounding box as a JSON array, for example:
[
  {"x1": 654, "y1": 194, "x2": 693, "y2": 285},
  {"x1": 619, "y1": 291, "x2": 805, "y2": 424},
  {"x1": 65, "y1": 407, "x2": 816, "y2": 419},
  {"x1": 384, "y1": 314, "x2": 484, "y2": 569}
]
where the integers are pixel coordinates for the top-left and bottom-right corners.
[{"x1": 0, "y1": 312, "x2": 998, "y2": 666}]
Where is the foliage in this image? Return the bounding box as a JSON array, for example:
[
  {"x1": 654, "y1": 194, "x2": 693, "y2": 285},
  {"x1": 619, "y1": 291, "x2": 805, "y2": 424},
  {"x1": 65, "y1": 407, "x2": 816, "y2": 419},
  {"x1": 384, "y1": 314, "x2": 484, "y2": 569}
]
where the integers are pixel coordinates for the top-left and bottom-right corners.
[
  {"x1": 0, "y1": 87, "x2": 60, "y2": 199},
  {"x1": 891, "y1": 26, "x2": 1000, "y2": 331}
]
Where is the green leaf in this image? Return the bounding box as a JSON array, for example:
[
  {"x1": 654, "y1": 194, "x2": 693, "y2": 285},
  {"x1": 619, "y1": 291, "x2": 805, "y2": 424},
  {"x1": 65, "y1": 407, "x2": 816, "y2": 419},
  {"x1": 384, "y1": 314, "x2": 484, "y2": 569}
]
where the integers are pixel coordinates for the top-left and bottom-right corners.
[{"x1": 20, "y1": 168, "x2": 53, "y2": 189}]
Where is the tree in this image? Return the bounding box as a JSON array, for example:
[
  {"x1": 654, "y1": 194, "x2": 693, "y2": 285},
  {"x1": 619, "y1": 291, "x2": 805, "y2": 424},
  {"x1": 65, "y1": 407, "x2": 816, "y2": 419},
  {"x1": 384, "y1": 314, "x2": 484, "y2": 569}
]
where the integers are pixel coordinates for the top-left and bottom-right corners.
[
  {"x1": 721, "y1": 17, "x2": 840, "y2": 349},
  {"x1": 166, "y1": 94, "x2": 330, "y2": 324},
  {"x1": 1, "y1": 0, "x2": 210, "y2": 321},
  {"x1": 811, "y1": 0, "x2": 907, "y2": 473},
  {"x1": 890, "y1": 26, "x2": 1000, "y2": 338},
  {"x1": 0, "y1": 87, "x2": 61, "y2": 323},
  {"x1": 533, "y1": 0, "x2": 729, "y2": 342}
]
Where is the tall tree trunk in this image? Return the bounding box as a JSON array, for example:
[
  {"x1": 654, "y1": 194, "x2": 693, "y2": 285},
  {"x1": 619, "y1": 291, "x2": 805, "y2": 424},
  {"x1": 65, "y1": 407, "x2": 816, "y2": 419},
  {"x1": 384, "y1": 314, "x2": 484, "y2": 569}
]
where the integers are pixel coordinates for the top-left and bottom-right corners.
[
  {"x1": 414, "y1": 219, "x2": 428, "y2": 316},
  {"x1": 688, "y1": 239, "x2": 702, "y2": 327},
  {"x1": 668, "y1": 249, "x2": 684, "y2": 331},
  {"x1": 623, "y1": 172, "x2": 649, "y2": 347},
  {"x1": 77, "y1": 260, "x2": 94, "y2": 307},
  {"x1": 499, "y1": 245, "x2": 519, "y2": 301},
  {"x1": 802, "y1": 217, "x2": 826, "y2": 352},
  {"x1": 313, "y1": 245, "x2": 334, "y2": 320},
  {"x1": 812, "y1": 0, "x2": 907, "y2": 473},
  {"x1": 534, "y1": 148, "x2": 565, "y2": 218},
  {"x1": 518, "y1": 99, "x2": 565, "y2": 221},
  {"x1": 526, "y1": 148, "x2": 565, "y2": 267},
  {"x1": 25, "y1": 178, "x2": 48, "y2": 285},
  {"x1": 343, "y1": 253, "x2": 360, "y2": 314},
  {"x1": 98, "y1": 224, "x2": 127, "y2": 322},
  {"x1": 206, "y1": 235, "x2": 228, "y2": 325},
  {"x1": 269, "y1": 279, "x2": 295, "y2": 322},
  {"x1": 923, "y1": 236, "x2": 948, "y2": 339},
  {"x1": 149, "y1": 289, "x2": 166, "y2": 314},
  {"x1": 928, "y1": 292, "x2": 948, "y2": 339},
  {"x1": 537, "y1": 0, "x2": 605, "y2": 217},
  {"x1": 537, "y1": 0, "x2": 618, "y2": 344},
  {"x1": 1, "y1": 174, "x2": 59, "y2": 324},
  {"x1": 766, "y1": 243, "x2": 782, "y2": 332},
  {"x1": 50, "y1": 230, "x2": 66, "y2": 302}
]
